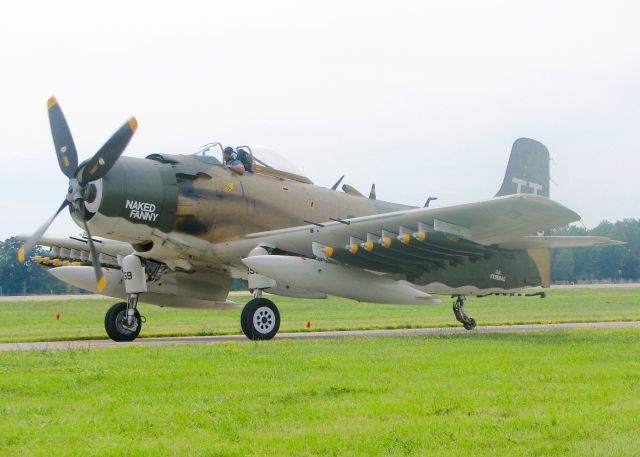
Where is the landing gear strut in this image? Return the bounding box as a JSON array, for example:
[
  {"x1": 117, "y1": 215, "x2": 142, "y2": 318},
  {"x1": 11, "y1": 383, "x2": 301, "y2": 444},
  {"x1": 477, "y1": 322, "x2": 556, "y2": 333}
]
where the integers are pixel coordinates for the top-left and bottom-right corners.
[
  {"x1": 453, "y1": 295, "x2": 477, "y2": 330},
  {"x1": 104, "y1": 255, "x2": 147, "y2": 342},
  {"x1": 241, "y1": 289, "x2": 281, "y2": 340}
]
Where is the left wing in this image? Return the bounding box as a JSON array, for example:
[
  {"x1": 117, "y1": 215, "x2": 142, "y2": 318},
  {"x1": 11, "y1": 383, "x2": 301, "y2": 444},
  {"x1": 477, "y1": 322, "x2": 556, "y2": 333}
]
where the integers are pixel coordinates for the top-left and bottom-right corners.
[{"x1": 213, "y1": 194, "x2": 582, "y2": 265}]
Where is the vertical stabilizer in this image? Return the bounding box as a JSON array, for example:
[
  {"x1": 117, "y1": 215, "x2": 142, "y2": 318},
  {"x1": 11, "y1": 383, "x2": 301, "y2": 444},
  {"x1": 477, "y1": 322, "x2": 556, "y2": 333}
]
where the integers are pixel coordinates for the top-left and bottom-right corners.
[{"x1": 496, "y1": 138, "x2": 550, "y2": 198}]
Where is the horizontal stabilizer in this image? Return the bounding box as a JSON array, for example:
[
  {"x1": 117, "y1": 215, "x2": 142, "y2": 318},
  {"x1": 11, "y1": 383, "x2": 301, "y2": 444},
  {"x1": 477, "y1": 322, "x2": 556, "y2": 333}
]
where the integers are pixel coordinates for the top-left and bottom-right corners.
[{"x1": 500, "y1": 235, "x2": 625, "y2": 250}]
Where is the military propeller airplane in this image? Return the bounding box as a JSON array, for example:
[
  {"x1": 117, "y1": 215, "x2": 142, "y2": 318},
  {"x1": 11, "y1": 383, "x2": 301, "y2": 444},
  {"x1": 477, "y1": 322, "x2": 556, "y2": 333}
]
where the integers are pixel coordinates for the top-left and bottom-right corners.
[{"x1": 18, "y1": 97, "x2": 622, "y2": 342}]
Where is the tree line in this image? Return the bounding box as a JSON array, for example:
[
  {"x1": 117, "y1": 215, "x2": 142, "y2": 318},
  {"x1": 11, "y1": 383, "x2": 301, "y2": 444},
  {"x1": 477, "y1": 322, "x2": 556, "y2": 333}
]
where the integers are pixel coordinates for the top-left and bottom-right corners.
[
  {"x1": 0, "y1": 220, "x2": 638, "y2": 295},
  {"x1": 550, "y1": 219, "x2": 640, "y2": 283}
]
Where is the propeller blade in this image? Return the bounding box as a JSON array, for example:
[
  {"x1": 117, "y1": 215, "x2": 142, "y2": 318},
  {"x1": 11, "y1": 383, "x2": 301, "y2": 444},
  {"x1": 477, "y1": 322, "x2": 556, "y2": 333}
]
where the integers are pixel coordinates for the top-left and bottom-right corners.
[
  {"x1": 78, "y1": 210, "x2": 107, "y2": 293},
  {"x1": 78, "y1": 117, "x2": 138, "y2": 185},
  {"x1": 47, "y1": 97, "x2": 79, "y2": 178},
  {"x1": 17, "y1": 200, "x2": 70, "y2": 263}
]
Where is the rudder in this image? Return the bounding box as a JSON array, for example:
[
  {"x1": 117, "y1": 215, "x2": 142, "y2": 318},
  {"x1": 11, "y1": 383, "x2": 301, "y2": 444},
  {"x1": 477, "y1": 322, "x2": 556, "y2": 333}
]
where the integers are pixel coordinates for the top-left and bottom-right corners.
[{"x1": 495, "y1": 138, "x2": 550, "y2": 198}]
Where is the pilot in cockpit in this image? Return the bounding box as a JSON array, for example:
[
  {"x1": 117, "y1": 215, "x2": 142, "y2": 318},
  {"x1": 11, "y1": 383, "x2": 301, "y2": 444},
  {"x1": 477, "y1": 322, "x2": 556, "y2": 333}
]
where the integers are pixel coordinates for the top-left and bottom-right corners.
[{"x1": 223, "y1": 146, "x2": 245, "y2": 175}]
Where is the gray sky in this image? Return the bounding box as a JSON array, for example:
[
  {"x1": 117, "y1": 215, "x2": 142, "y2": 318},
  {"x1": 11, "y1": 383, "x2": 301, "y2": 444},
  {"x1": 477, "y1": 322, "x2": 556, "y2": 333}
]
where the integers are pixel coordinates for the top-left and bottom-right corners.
[{"x1": 2, "y1": 0, "x2": 639, "y2": 240}]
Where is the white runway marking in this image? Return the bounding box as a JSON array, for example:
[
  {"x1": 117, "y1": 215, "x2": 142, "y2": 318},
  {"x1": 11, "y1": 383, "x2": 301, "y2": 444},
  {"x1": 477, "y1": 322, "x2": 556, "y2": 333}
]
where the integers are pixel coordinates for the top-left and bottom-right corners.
[{"x1": 1, "y1": 321, "x2": 638, "y2": 352}]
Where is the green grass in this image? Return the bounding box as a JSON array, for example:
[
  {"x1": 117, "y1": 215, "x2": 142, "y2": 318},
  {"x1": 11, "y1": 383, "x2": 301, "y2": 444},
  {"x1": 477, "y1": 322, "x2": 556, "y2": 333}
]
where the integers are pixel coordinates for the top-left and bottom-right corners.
[
  {"x1": 0, "y1": 288, "x2": 639, "y2": 343},
  {"x1": 0, "y1": 330, "x2": 639, "y2": 456}
]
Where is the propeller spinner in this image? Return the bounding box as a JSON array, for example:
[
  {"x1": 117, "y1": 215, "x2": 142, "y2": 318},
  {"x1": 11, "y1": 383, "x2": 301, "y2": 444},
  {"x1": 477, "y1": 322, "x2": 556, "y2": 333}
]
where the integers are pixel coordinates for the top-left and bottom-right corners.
[{"x1": 17, "y1": 97, "x2": 137, "y2": 292}]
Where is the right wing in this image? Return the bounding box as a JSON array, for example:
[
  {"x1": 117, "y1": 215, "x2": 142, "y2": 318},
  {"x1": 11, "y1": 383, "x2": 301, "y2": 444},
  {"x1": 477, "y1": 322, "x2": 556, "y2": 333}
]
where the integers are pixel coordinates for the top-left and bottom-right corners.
[
  {"x1": 15, "y1": 234, "x2": 133, "y2": 266},
  {"x1": 19, "y1": 234, "x2": 236, "y2": 309}
]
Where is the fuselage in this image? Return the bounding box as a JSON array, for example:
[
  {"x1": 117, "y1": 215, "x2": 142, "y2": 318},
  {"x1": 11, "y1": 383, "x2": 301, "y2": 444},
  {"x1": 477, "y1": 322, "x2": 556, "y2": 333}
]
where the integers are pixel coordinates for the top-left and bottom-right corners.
[
  {"x1": 73, "y1": 150, "x2": 546, "y2": 295},
  {"x1": 76, "y1": 152, "x2": 411, "y2": 246}
]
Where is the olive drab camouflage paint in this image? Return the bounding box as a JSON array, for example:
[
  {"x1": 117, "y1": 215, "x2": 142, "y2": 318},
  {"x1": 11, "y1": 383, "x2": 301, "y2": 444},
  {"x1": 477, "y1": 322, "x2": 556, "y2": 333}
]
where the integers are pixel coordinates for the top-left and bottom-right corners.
[
  {"x1": 77, "y1": 139, "x2": 555, "y2": 293},
  {"x1": 22, "y1": 98, "x2": 623, "y2": 341}
]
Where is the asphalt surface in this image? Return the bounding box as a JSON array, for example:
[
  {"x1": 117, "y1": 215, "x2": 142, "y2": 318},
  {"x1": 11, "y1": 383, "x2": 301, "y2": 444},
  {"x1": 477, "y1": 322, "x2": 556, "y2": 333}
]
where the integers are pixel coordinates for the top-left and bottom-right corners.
[{"x1": 1, "y1": 321, "x2": 638, "y2": 352}]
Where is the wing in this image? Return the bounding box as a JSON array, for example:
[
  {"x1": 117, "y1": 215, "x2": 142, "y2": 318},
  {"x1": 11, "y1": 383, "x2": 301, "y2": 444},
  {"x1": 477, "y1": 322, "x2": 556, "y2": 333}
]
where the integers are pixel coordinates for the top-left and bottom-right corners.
[
  {"x1": 18, "y1": 234, "x2": 236, "y2": 309},
  {"x1": 15, "y1": 234, "x2": 133, "y2": 266},
  {"x1": 214, "y1": 194, "x2": 583, "y2": 271}
]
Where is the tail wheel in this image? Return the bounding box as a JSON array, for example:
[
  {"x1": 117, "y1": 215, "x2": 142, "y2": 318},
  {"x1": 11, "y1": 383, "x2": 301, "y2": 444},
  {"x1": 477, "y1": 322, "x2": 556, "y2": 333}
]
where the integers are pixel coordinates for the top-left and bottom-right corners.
[
  {"x1": 104, "y1": 301, "x2": 142, "y2": 342},
  {"x1": 241, "y1": 297, "x2": 280, "y2": 340}
]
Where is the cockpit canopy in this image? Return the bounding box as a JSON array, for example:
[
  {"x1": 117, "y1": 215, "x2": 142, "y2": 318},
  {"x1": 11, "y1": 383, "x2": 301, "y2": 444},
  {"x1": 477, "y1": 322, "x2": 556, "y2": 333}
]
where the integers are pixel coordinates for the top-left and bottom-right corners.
[{"x1": 192, "y1": 143, "x2": 312, "y2": 184}]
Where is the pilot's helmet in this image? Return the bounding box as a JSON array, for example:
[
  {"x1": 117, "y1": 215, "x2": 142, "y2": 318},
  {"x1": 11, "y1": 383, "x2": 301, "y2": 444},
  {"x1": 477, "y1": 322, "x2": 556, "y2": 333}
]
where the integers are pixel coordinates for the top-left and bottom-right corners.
[{"x1": 223, "y1": 146, "x2": 237, "y2": 160}]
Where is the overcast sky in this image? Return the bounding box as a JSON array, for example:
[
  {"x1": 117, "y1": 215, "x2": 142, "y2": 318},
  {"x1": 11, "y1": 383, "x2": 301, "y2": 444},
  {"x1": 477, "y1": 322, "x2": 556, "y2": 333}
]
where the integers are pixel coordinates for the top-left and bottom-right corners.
[{"x1": 2, "y1": 0, "x2": 639, "y2": 240}]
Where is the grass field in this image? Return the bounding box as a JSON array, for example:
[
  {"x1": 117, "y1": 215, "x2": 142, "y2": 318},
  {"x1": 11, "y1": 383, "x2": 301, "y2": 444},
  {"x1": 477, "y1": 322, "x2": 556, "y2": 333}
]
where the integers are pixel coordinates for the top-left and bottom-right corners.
[
  {"x1": 1, "y1": 289, "x2": 639, "y2": 455},
  {"x1": 1, "y1": 330, "x2": 639, "y2": 456},
  {"x1": 0, "y1": 288, "x2": 639, "y2": 343}
]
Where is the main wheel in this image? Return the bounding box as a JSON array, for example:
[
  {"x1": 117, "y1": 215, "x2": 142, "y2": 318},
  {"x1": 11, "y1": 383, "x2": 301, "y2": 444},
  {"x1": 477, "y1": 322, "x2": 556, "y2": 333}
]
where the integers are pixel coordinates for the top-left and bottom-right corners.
[
  {"x1": 104, "y1": 302, "x2": 142, "y2": 342},
  {"x1": 241, "y1": 297, "x2": 280, "y2": 340}
]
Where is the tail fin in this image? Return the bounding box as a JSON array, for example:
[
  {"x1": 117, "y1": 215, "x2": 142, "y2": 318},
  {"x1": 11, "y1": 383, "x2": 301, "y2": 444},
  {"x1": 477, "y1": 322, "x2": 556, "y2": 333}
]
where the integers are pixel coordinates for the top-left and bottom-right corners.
[{"x1": 496, "y1": 138, "x2": 550, "y2": 198}]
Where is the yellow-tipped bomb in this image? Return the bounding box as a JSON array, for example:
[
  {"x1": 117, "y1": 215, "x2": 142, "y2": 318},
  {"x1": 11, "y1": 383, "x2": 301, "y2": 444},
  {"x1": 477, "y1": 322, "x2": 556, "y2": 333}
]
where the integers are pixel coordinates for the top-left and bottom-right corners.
[
  {"x1": 363, "y1": 241, "x2": 374, "y2": 252},
  {"x1": 399, "y1": 234, "x2": 411, "y2": 245},
  {"x1": 380, "y1": 237, "x2": 392, "y2": 248},
  {"x1": 323, "y1": 246, "x2": 334, "y2": 257},
  {"x1": 17, "y1": 247, "x2": 26, "y2": 263},
  {"x1": 34, "y1": 256, "x2": 42, "y2": 264},
  {"x1": 52, "y1": 259, "x2": 61, "y2": 267},
  {"x1": 347, "y1": 243, "x2": 359, "y2": 254},
  {"x1": 415, "y1": 231, "x2": 427, "y2": 241},
  {"x1": 71, "y1": 262, "x2": 82, "y2": 266},
  {"x1": 43, "y1": 257, "x2": 51, "y2": 265},
  {"x1": 62, "y1": 260, "x2": 70, "y2": 266},
  {"x1": 97, "y1": 276, "x2": 107, "y2": 293}
]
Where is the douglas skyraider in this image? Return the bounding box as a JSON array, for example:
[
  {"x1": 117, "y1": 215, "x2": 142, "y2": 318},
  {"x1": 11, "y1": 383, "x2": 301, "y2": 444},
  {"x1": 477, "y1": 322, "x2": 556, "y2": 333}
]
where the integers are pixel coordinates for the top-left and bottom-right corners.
[{"x1": 18, "y1": 97, "x2": 622, "y2": 341}]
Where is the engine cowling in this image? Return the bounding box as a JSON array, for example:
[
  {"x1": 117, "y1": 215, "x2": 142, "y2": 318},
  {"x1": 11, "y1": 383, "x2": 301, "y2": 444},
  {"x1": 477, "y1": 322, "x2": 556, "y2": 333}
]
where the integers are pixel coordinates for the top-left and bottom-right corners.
[{"x1": 71, "y1": 157, "x2": 178, "y2": 243}]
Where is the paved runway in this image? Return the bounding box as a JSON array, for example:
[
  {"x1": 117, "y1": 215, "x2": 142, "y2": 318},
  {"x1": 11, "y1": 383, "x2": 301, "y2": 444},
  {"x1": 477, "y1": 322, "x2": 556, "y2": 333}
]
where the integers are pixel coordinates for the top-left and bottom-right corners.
[{"x1": 1, "y1": 321, "x2": 638, "y2": 352}]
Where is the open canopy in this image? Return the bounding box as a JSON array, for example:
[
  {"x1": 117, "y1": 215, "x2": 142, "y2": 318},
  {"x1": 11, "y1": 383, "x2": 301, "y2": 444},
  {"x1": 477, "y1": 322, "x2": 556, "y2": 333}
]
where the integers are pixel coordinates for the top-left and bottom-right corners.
[{"x1": 192, "y1": 143, "x2": 312, "y2": 184}]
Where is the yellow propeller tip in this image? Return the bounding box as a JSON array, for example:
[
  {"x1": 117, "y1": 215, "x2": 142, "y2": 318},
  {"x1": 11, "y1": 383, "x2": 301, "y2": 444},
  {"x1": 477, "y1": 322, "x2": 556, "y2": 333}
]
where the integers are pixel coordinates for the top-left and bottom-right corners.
[
  {"x1": 47, "y1": 96, "x2": 58, "y2": 109},
  {"x1": 97, "y1": 276, "x2": 107, "y2": 292},
  {"x1": 128, "y1": 117, "x2": 138, "y2": 132},
  {"x1": 17, "y1": 247, "x2": 26, "y2": 263}
]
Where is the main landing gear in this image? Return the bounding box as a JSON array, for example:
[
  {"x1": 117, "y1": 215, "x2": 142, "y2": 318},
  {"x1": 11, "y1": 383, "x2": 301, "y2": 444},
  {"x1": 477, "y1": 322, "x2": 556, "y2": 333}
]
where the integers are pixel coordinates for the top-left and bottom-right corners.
[
  {"x1": 453, "y1": 295, "x2": 477, "y2": 331},
  {"x1": 104, "y1": 255, "x2": 146, "y2": 342},
  {"x1": 105, "y1": 301, "x2": 142, "y2": 342},
  {"x1": 241, "y1": 290, "x2": 281, "y2": 340}
]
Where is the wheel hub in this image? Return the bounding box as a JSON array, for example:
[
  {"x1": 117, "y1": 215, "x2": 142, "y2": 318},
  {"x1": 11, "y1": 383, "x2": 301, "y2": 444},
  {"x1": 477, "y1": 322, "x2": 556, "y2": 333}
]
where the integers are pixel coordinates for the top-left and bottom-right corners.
[
  {"x1": 115, "y1": 310, "x2": 139, "y2": 334},
  {"x1": 253, "y1": 306, "x2": 276, "y2": 334}
]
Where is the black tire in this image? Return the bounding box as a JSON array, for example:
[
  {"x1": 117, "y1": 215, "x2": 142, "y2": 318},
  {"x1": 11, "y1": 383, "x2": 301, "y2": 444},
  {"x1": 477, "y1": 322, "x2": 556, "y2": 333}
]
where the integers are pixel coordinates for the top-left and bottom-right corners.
[
  {"x1": 241, "y1": 297, "x2": 280, "y2": 340},
  {"x1": 104, "y1": 302, "x2": 142, "y2": 342},
  {"x1": 463, "y1": 318, "x2": 477, "y2": 331}
]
